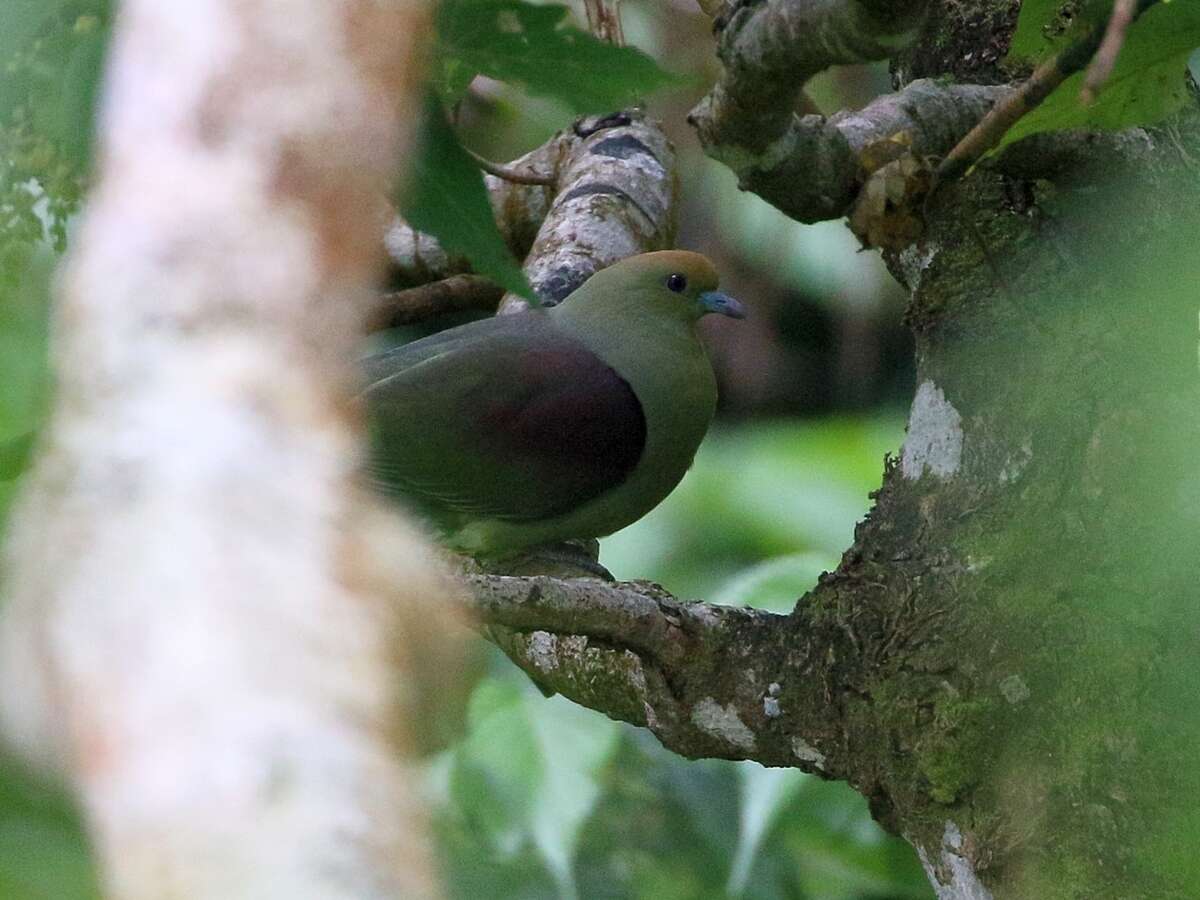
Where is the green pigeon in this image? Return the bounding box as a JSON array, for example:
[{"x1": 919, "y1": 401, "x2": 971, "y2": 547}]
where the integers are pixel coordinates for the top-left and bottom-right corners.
[{"x1": 362, "y1": 250, "x2": 744, "y2": 557}]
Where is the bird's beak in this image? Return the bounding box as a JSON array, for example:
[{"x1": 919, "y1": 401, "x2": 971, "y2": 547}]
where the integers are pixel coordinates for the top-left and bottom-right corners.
[{"x1": 698, "y1": 291, "x2": 746, "y2": 319}]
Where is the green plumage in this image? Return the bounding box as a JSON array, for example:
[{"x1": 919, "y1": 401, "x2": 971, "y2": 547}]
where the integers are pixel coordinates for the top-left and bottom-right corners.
[{"x1": 363, "y1": 250, "x2": 743, "y2": 556}]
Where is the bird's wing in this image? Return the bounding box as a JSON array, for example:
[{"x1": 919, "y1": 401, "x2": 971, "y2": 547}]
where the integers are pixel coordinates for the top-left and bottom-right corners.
[{"x1": 362, "y1": 313, "x2": 646, "y2": 522}]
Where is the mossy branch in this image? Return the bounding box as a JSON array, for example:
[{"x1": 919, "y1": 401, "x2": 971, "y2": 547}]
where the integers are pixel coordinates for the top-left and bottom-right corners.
[{"x1": 463, "y1": 573, "x2": 835, "y2": 766}]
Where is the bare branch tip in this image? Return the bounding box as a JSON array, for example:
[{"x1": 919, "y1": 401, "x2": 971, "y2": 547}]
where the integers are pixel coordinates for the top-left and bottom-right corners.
[
  {"x1": 465, "y1": 147, "x2": 556, "y2": 186},
  {"x1": 1081, "y1": 0, "x2": 1139, "y2": 104},
  {"x1": 584, "y1": 0, "x2": 625, "y2": 46}
]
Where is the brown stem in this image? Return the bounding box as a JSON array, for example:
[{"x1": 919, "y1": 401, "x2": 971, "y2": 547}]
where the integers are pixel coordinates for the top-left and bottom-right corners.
[
  {"x1": 464, "y1": 146, "x2": 556, "y2": 186},
  {"x1": 584, "y1": 0, "x2": 625, "y2": 46},
  {"x1": 1082, "y1": 0, "x2": 1138, "y2": 104},
  {"x1": 369, "y1": 276, "x2": 504, "y2": 332}
]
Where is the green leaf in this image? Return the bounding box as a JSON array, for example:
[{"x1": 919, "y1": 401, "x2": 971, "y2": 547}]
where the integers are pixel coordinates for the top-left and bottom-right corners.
[
  {"x1": 726, "y1": 762, "x2": 808, "y2": 896},
  {"x1": 432, "y1": 56, "x2": 479, "y2": 108},
  {"x1": 711, "y1": 553, "x2": 834, "y2": 614},
  {"x1": 1001, "y1": 2, "x2": 1200, "y2": 149},
  {"x1": 435, "y1": 0, "x2": 677, "y2": 113},
  {"x1": 0, "y1": 751, "x2": 99, "y2": 900},
  {"x1": 445, "y1": 676, "x2": 621, "y2": 892},
  {"x1": 0, "y1": 432, "x2": 35, "y2": 482},
  {"x1": 399, "y1": 95, "x2": 533, "y2": 299},
  {"x1": 56, "y1": 23, "x2": 109, "y2": 169},
  {"x1": 527, "y1": 695, "x2": 621, "y2": 897},
  {"x1": 0, "y1": 250, "x2": 51, "y2": 525},
  {"x1": 0, "y1": 1, "x2": 79, "y2": 63},
  {"x1": 1008, "y1": 0, "x2": 1111, "y2": 63}
]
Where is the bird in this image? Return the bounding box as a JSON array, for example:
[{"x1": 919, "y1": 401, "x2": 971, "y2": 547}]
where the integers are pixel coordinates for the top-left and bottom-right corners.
[{"x1": 362, "y1": 250, "x2": 745, "y2": 560}]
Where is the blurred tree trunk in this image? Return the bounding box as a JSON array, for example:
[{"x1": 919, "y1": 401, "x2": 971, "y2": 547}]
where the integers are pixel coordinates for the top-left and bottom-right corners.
[{"x1": 0, "y1": 2, "x2": 464, "y2": 898}]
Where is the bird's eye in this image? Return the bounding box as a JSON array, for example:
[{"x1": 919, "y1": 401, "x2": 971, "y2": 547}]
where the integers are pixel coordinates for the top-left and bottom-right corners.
[{"x1": 666, "y1": 273, "x2": 688, "y2": 293}]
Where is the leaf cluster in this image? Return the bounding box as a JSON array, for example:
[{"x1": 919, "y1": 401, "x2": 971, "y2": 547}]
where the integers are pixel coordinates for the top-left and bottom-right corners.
[
  {"x1": 431, "y1": 0, "x2": 675, "y2": 109},
  {"x1": 0, "y1": 0, "x2": 110, "y2": 280},
  {"x1": 399, "y1": 0, "x2": 676, "y2": 301},
  {"x1": 1002, "y1": 0, "x2": 1200, "y2": 148}
]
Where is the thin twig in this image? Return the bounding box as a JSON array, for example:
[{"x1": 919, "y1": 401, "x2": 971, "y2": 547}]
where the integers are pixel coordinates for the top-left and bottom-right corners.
[
  {"x1": 369, "y1": 275, "x2": 504, "y2": 332},
  {"x1": 1082, "y1": 0, "x2": 1137, "y2": 104},
  {"x1": 464, "y1": 146, "x2": 556, "y2": 186},
  {"x1": 936, "y1": 0, "x2": 1159, "y2": 185},
  {"x1": 584, "y1": 0, "x2": 625, "y2": 46}
]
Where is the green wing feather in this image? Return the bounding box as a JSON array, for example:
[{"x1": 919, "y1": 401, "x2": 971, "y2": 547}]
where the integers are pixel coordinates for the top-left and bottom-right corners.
[{"x1": 362, "y1": 312, "x2": 647, "y2": 526}]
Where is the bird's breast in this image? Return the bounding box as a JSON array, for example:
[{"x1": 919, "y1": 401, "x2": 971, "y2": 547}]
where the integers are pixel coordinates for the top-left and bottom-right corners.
[{"x1": 548, "y1": 304, "x2": 718, "y2": 508}]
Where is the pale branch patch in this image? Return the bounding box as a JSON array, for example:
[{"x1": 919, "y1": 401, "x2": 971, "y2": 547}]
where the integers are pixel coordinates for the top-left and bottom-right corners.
[
  {"x1": 383, "y1": 110, "x2": 676, "y2": 315},
  {"x1": 584, "y1": 0, "x2": 626, "y2": 46},
  {"x1": 465, "y1": 574, "x2": 704, "y2": 667},
  {"x1": 369, "y1": 275, "x2": 504, "y2": 331},
  {"x1": 499, "y1": 110, "x2": 677, "y2": 313}
]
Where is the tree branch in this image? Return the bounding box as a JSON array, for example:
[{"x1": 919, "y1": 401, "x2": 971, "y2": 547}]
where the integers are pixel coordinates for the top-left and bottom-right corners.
[
  {"x1": 690, "y1": 0, "x2": 1160, "y2": 228},
  {"x1": 383, "y1": 109, "x2": 675, "y2": 315},
  {"x1": 700, "y1": 78, "x2": 1008, "y2": 223},
  {"x1": 690, "y1": 0, "x2": 931, "y2": 158},
  {"x1": 466, "y1": 575, "x2": 699, "y2": 666},
  {"x1": 463, "y1": 575, "x2": 835, "y2": 767},
  {"x1": 686, "y1": 0, "x2": 1022, "y2": 224},
  {"x1": 499, "y1": 110, "x2": 677, "y2": 313},
  {"x1": 369, "y1": 275, "x2": 504, "y2": 331}
]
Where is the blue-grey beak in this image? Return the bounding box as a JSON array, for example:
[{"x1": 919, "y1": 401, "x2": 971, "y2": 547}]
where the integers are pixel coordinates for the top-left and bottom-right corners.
[{"x1": 698, "y1": 290, "x2": 746, "y2": 319}]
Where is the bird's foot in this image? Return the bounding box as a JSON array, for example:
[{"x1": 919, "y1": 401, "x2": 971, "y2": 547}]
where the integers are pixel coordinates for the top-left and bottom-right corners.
[{"x1": 483, "y1": 538, "x2": 614, "y2": 580}]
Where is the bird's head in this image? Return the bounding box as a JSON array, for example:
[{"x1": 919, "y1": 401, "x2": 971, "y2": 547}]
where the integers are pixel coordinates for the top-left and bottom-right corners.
[{"x1": 560, "y1": 250, "x2": 746, "y2": 325}]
